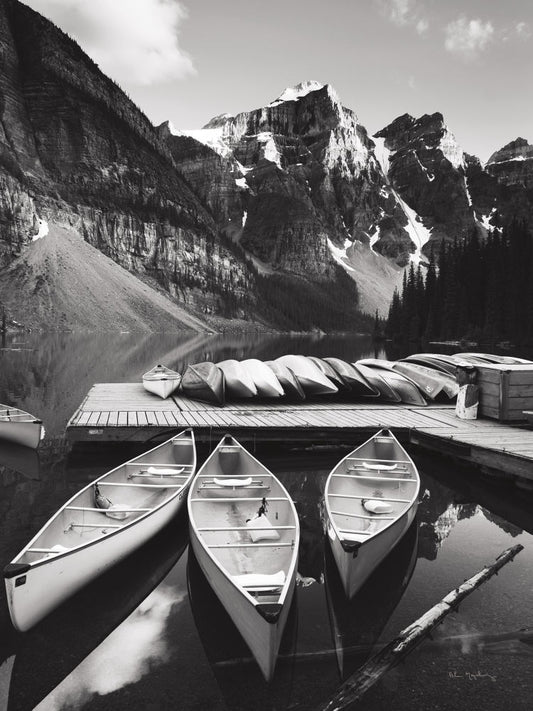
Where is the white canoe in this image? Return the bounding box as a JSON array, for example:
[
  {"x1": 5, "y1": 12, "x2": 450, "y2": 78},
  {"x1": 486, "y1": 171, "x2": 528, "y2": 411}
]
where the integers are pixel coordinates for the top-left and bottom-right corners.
[
  {"x1": 4, "y1": 429, "x2": 197, "y2": 631},
  {"x1": 217, "y1": 359, "x2": 257, "y2": 398},
  {"x1": 275, "y1": 355, "x2": 338, "y2": 395},
  {"x1": 188, "y1": 435, "x2": 299, "y2": 681},
  {"x1": 240, "y1": 359, "x2": 284, "y2": 398},
  {"x1": 324, "y1": 429, "x2": 420, "y2": 599},
  {"x1": 142, "y1": 364, "x2": 181, "y2": 399},
  {"x1": 0, "y1": 405, "x2": 44, "y2": 449}
]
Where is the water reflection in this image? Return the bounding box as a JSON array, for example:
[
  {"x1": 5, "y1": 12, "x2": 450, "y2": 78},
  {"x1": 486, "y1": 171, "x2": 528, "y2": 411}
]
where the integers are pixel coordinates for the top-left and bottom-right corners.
[
  {"x1": 6, "y1": 517, "x2": 189, "y2": 711},
  {"x1": 324, "y1": 522, "x2": 418, "y2": 679}
]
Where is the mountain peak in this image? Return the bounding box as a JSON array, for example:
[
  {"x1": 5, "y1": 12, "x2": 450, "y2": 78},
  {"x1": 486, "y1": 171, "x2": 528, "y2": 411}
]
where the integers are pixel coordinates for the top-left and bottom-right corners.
[{"x1": 268, "y1": 80, "x2": 325, "y2": 107}]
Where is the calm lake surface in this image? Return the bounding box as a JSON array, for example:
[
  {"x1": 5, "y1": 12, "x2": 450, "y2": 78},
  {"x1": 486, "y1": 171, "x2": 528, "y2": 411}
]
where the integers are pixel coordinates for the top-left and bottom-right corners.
[{"x1": 0, "y1": 332, "x2": 532, "y2": 711}]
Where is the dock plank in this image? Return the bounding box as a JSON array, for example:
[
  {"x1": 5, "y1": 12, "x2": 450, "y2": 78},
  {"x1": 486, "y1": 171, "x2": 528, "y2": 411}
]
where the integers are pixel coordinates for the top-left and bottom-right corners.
[{"x1": 66, "y1": 383, "x2": 533, "y2": 485}]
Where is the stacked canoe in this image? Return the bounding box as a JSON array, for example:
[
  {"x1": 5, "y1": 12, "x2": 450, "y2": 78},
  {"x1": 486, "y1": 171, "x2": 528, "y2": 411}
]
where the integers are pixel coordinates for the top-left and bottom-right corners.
[{"x1": 142, "y1": 351, "x2": 532, "y2": 407}]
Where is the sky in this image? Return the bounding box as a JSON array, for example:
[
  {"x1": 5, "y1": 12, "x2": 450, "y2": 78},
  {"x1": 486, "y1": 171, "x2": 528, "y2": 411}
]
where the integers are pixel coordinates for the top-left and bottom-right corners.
[{"x1": 22, "y1": 0, "x2": 533, "y2": 162}]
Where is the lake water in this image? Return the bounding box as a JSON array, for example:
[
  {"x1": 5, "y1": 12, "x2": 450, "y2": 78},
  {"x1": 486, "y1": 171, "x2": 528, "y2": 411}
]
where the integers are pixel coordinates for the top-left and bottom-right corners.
[{"x1": 0, "y1": 332, "x2": 532, "y2": 711}]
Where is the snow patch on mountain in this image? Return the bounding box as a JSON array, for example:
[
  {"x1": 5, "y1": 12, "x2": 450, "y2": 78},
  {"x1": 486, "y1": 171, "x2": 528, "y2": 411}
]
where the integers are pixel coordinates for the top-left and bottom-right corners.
[
  {"x1": 327, "y1": 237, "x2": 356, "y2": 272},
  {"x1": 372, "y1": 136, "x2": 392, "y2": 177},
  {"x1": 439, "y1": 128, "x2": 465, "y2": 170},
  {"x1": 393, "y1": 193, "x2": 432, "y2": 264},
  {"x1": 167, "y1": 120, "x2": 231, "y2": 158},
  {"x1": 257, "y1": 132, "x2": 282, "y2": 168},
  {"x1": 268, "y1": 80, "x2": 324, "y2": 106},
  {"x1": 32, "y1": 218, "x2": 48, "y2": 241}
]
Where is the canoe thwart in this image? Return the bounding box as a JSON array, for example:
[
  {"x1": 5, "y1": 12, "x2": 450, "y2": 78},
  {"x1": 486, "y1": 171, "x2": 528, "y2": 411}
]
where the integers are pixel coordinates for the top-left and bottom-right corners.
[
  {"x1": 328, "y1": 493, "x2": 411, "y2": 503},
  {"x1": 330, "y1": 510, "x2": 395, "y2": 520}
]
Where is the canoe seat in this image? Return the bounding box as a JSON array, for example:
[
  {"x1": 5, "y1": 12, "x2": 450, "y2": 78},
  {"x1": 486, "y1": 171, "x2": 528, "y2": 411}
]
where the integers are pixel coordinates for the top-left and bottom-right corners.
[
  {"x1": 233, "y1": 570, "x2": 285, "y2": 590},
  {"x1": 128, "y1": 466, "x2": 187, "y2": 480},
  {"x1": 246, "y1": 514, "x2": 280, "y2": 542},
  {"x1": 361, "y1": 461, "x2": 398, "y2": 471},
  {"x1": 200, "y1": 477, "x2": 269, "y2": 491}
]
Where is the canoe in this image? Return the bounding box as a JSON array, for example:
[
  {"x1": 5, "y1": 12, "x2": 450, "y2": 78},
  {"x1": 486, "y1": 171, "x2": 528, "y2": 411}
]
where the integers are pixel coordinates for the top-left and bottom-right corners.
[
  {"x1": 217, "y1": 359, "x2": 257, "y2": 399},
  {"x1": 4, "y1": 428, "x2": 197, "y2": 631},
  {"x1": 357, "y1": 360, "x2": 427, "y2": 406},
  {"x1": 392, "y1": 361, "x2": 459, "y2": 399},
  {"x1": 402, "y1": 353, "x2": 463, "y2": 376},
  {"x1": 181, "y1": 362, "x2": 225, "y2": 406},
  {"x1": 0, "y1": 404, "x2": 44, "y2": 449},
  {"x1": 325, "y1": 520, "x2": 418, "y2": 679},
  {"x1": 187, "y1": 434, "x2": 300, "y2": 681},
  {"x1": 275, "y1": 355, "x2": 338, "y2": 395},
  {"x1": 323, "y1": 358, "x2": 379, "y2": 397},
  {"x1": 7, "y1": 518, "x2": 190, "y2": 711},
  {"x1": 307, "y1": 357, "x2": 349, "y2": 392},
  {"x1": 353, "y1": 363, "x2": 401, "y2": 402},
  {"x1": 240, "y1": 359, "x2": 285, "y2": 398},
  {"x1": 142, "y1": 364, "x2": 181, "y2": 399},
  {"x1": 324, "y1": 429, "x2": 420, "y2": 599},
  {"x1": 454, "y1": 352, "x2": 533, "y2": 365},
  {"x1": 266, "y1": 360, "x2": 306, "y2": 400}
]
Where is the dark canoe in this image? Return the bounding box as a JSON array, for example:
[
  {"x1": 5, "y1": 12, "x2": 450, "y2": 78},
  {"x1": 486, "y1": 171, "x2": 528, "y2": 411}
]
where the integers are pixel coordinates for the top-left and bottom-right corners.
[
  {"x1": 353, "y1": 363, "x2": 401, "y2": 402},
  {"x1": 307, "y1": 357, "x2": 349, "y2": 392},
  {"x1": 265, "y1": 361, "x2": 306, "y2": 401},
  {"x1": 181, "y1": 362, "x2": 225, "y2": 406},
  {"x1": 401, "y1": 353, "x2": 459, "y2": 376},
  {"x1": 392, "y1": 361, "x2": 459, "y2": 399},
  {"x1": 357, "y1": 360, "x2": 427, "y2": 406},
  {"x1": 324, "y1": 358, "x2": 380, "y2": 397}
]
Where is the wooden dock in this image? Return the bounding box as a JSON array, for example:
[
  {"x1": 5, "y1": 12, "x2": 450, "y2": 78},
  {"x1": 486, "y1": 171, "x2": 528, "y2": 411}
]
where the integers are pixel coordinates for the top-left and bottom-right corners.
[{"x1": 66, "y1": 383, "x2": 533, "y2": 486}]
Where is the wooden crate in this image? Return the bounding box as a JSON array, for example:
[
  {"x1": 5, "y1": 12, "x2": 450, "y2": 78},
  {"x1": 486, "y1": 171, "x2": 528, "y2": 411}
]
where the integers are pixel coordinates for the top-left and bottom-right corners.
[{"x1": 476, "y1": 364, "x2": 533, "y2": 422}]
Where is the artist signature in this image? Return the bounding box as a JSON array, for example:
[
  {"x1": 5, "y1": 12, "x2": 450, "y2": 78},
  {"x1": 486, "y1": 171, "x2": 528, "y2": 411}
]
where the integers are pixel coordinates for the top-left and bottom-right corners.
[{"x1": 448, "y1": 670, "x2": 497, "y2": 682}]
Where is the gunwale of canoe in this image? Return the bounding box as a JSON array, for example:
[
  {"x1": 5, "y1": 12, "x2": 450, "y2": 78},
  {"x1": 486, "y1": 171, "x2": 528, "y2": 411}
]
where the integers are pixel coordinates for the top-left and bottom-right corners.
[
  {"x1": 0, "y1": 404, "x2": 44, "y2": 449},
  {"x1": 9, "y1": 430, "x2": 196, "y2": 571}
]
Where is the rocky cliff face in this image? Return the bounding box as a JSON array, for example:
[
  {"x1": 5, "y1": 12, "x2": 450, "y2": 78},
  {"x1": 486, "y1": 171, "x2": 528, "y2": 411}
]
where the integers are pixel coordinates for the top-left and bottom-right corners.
[
  {"x1": 0, "y1": 0, "x2": 256, "y2": 329},
  {"x1": 374, "y1": 112, "x2": 475, "y2": 255}
]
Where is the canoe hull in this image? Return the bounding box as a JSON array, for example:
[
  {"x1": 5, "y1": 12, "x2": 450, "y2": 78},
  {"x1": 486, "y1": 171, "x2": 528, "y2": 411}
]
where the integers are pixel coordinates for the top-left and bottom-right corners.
[
  {"x1": 0, "y1": 419, "x2": 43, "y2": 450},
  {"x1": 143, "y1": 377, "x2": 180, "y2": 399},
  {"x1": 189, "y1": 535, "x2": 295, "y2": 681},
  {"x1": 327, "y1": 503, "x2": 417, "y2": 599},
  {"x1": 5, "y1": 494, "x2": 187, "y2": 632}
]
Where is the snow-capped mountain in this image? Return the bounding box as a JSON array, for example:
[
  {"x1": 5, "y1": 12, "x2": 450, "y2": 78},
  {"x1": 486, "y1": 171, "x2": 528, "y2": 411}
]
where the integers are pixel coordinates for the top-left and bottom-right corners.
[{"x1": 2, "y1": 0, "x2": 533, "y2": 330}]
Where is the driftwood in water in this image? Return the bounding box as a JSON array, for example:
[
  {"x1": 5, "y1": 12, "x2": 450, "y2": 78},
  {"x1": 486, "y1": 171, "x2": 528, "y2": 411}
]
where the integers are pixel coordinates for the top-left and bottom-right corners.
[{"x1": 318, "y1": 544, "x2": 523, "y2": 711}]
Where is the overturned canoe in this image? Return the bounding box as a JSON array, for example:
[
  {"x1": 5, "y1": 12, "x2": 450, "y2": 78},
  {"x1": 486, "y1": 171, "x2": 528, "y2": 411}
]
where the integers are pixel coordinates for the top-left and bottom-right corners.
[
  {"x1": 324, "y1": 358, "x2": 379, "y2": 397},
  {"x1": 275, "y1": 355, "x2": 338, "y2": 395},
  {"x1": 142, "y1": 364, "x2": 181, "y2": 399},
  {"x1": 240, "y1": 359, "x2": 285, "y2": 398},
  {"x1": 392, "y1": 361, "x2": 459, "y2": 399},
  {"x1": 307, "y1": 357, "x2": 349, "y2": 392},
  {"x1": 181, "y1": 362, "x2": 225, "y2": 406},
  {"x1": 217, "y1": 360, "x2": 257, "y2": 399},
  {"x1": 4, "y1": 429, "x2": 197, "y2": 631},
  {"x1": 324, "y1": 429, "x2": 420, "y2": 599},
  {"x1": 357, "y1": 360, "x2": 427, "y2": 406},
  {"x1": 266, "y1": 360, "x2": 306, "y2": 401},
  {"x1": 0, "y1": 405, "x2": 44, "y2": 450},
  {"x1": 188, "y1": 435, "x2": 299, "y2": 681},
  {"x1": 354, "y1": 363, "x2": 401, "y2": 402}
]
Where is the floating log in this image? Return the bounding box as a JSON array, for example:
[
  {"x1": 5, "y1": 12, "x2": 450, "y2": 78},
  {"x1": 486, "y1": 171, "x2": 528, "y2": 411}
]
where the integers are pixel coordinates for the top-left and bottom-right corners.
[{"x1": 318, "y1": 544, "x2": 524, "y2": 711}]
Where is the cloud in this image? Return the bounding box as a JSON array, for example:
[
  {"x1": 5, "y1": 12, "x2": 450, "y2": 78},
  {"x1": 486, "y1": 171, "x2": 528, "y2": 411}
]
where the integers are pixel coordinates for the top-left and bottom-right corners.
[
  {"x1": 515, "y1": 21, "x2": 531, "y2": 39},
  {"x1": 444, "y1": 16, "x2": 494, "y2": 60},
  {"x1": 22, "y1": 0, "x2": 195, "y2": 86},
  {"x1": 377, "y1": 0, "x2": 428, "y2": 31}
]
